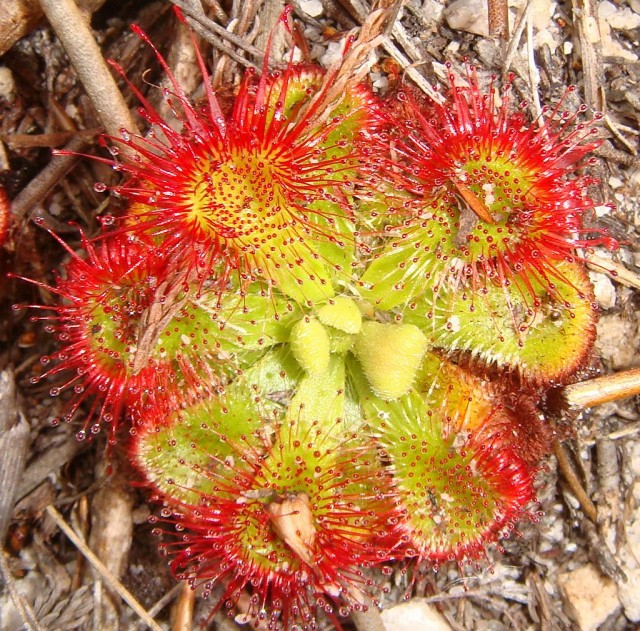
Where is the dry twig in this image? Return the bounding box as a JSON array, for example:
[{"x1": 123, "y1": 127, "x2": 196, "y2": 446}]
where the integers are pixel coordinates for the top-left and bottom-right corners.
[
  {"x1": 553, "y1": 440, "x2": 598, "y2": 522},
  {"x1": 38, "y1": 0, "x2": 140, "y2": 143},
  {"x1": 586, "y1": 252, "x2": 640, "y2": 292},
  {"x1": 488, "y1": 0, "x2": 509, "y2": 38},
  {"x1": 561, "y1": 367, "x2": 640, "y2": 411},
  {"x1": 45, "y1": 505, "x2": 163, "y2": 631},
  {"x1": 0, "y1": 370, "x2": 30, "y2": 543},
  {"x1": 571, "y1": 0, "x2": 604, "y2": 111},
  {"x1": 10, "y1": 136, "x2": 88, "y2": 222}
]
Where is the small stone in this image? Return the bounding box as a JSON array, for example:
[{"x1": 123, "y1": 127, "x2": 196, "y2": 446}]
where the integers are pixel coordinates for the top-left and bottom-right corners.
[
  {"x1": 618, "y1": 566, "x2": 640, "y2": 621},
  {"x1": 380, "y1": 599, "x2": 452, "y2": 631},
  {"x1": 617, "y1": 506, "x2": 640, "y2": 621},
  {"x1": 530, "y1": 0, "x2": 552, "y2": 30},
  {"x1": 444, "y1": 0, "x2": 489, "y2": 36},
  {"x1": 421, "y1": 0, "x2": 445, "y2": 23},
  {"x1": 558, "y1": 564, "x2": 620, "y2": 631},
  {"x1": 299, "y1": 0, "x2": 323, "y2": 18},
  {"x1": 320, "y1": 40, "x2": 346, "y2": 68},
  {"x1": 597, "y1": 15, "x2": 638, "y2": 61},
  {"x1": 623, "y1": 442, "x2": 640, "y2": 484},
  {"x1": 588, "y1": 271, "x2": 617, "y2": 310},
  {"x1": 598, "y1": 0, "x2": 640, "y2": 30},
  {"x1": 595, "y1": 314, "x2": 639, "y2": 369}
]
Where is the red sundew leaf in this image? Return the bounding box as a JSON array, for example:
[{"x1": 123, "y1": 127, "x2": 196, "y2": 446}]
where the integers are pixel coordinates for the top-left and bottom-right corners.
[
  {"x1": 89, "y1": 17, "x2": 387, "y2": 306},
  {"x1": 155, "y1": 422, "x2": 399, "y2": 630},
  {"x1": 137, "y1": 350, "x2": 400, "y2": 628},
  {"x1": 384, "y1": 64, "x2": 618, "y2": 305},
  {"x1": 14, "y1": 228, "x2": 226, "y2": 443},
  {"x1": 351, "y1": 353, "x2": 539, "y2": 565}
]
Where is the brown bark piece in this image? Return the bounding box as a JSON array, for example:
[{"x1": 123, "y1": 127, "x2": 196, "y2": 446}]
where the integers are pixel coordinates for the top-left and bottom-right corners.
[
  {"x1": 0, "y1": 0, "x2": 42, "y2": 58},
  {"x1": 0, "y1": 369, "x2": 30, "y2": 543}
]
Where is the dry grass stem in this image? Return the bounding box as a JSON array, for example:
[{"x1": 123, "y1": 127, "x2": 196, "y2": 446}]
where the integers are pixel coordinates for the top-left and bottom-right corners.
[
  {"x1": 45, "y1": 505, "x2": 164, "y2": 631},
  {"x1": 553, "y1": 441, "x2": 598, "y2": 523},
  {"x1": 169, "y1": 0, "x2": 264, "y2": 66},
  {"x1": 571, "y1": 0, "x2": 604, "y2": 111},
  {"x1": 0, "y1": 370, "x2": 30, "y2": 542},
  {"x1": 586, "y1": 252, "x2": 640, "y2": 292},
  {"x1": 171, "y1": 581, "x2": 196, "y2": 631},
  {"x1": 10, "y1": 135, "x2": 88, "y2": 222}
]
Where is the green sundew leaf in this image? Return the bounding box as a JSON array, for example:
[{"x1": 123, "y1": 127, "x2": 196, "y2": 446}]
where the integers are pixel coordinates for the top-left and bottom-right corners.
[
  {"x1": 133, "y1": 384, "x2": 264, "y2": 505},
  {"x1": 427, "y1": 260, "x2": 597, "y2": 384},
  {"x1": 285, "y1": 354, "x2": 354, "y2": 438},
  {"x1": 289, "y1": 316, "x2": 331, "y2": 375},
  {"x1": 264, "y1": 67, "x2": 324, "y2": 124},
  {"x1": 154, "y1": 298, "x2": 218, "y2": 355},
  {"x1": 355, "y1": 187, "x2": 409, "y2": 234},
  {"x1": 195, "y1": 285, "x2": 300, "y2": 357},
  {"x1": 326, "y1": 324, "x2": 355, "y2": 355},
  {"x1": 305, "y1": 204, "x2": 356, "y2": 285},
  {"x1": 347, "y1": 354, "x2": 429, "y2": 434},
  {"x1": 317, "y1": 295, "x2": 362, "y2": 334},
  {"x1": 87, "y1": 304, "x2": 129, "y2": 365},
  {"x1": 353, "y1": 321, "x2": 428, "y2": 400},
  {"x1": 239, "y1": 345, "x2": 303, "y2": 411},
  {"x1": 255, "y1": 232, "x2": 336, "y2": 306},
  {"x1": 320, "y1": 84, "x2": 379, "y2": 167},
  {"x1": 358, "y1": 222, "x2": 448, "y2": 311}
]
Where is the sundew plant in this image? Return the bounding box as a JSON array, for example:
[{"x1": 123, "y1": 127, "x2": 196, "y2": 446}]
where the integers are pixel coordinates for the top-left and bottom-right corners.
[{"x1": 23, "y1": 7, "x2": 618, "y2": 629}]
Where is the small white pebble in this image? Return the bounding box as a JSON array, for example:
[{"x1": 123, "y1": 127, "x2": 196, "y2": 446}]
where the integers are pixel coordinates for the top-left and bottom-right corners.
[
  {"x1": 589, "y1": 271, "x2": 617, "y2": 309},
  {"x1": 563, "y1": 40, "x2": 574, "y2": 55},
  {"x1": 608, "y1": 175, "x2": 624, "y2": 189},
  {"x1": 309, "y1": 44, "x2": 325, "y2": 60},
  {"x1": 299, "y1": 0, "x2": 323, "y2": 18},
  {"x1": 320, "y1": 40, "x2": 345, "y2": 68},
  {"x1": 372, "y1": 75, "x2": 389, "y2": 93},
  {"x1": 445, "y1": 40, "x2": 461, "y2": 54},
  {"x1": 594, "y1": 204, "x2": 611, "y2": 217},
  {"x1": 444, "y1": 0, "x2": 489, "y2": 36}
]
